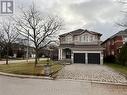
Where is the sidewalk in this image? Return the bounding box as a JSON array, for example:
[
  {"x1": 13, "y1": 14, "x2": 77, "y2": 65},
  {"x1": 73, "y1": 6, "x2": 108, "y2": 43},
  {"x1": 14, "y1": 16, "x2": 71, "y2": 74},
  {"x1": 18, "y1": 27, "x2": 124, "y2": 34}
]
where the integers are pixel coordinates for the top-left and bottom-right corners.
[{"x1": 0, "y1": 58, "x2": 48, "y2": 64}]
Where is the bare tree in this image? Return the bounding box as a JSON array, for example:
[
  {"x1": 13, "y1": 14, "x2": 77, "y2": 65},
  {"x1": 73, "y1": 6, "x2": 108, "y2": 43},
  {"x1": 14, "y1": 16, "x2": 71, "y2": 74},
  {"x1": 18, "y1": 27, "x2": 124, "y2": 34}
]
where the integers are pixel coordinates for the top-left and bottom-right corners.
[
  {"x1": 117, "y1": 0, "x2": 127, "y2": 27},
  {"x1": 13, "y1": 4, "x2": 62, "y2": 66},
  {"x1": 0, "y1": 21, "x2": 19, "y2": 64}
]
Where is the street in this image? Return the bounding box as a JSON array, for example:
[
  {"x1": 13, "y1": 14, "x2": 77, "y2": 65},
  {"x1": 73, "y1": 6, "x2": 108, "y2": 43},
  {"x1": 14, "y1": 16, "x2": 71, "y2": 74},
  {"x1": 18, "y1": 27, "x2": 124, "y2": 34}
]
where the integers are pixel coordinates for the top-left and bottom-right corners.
[{"x1": 0, "y1": 75, "x2": 127, "y2": 95}]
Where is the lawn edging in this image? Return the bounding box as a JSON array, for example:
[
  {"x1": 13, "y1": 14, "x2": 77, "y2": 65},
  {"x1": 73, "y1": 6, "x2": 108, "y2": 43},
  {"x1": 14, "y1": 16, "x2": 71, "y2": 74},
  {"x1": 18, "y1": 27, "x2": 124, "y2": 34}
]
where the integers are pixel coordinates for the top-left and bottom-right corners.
[{"x1": 0, "y1": 71, "x2": 53, "y2": 80}]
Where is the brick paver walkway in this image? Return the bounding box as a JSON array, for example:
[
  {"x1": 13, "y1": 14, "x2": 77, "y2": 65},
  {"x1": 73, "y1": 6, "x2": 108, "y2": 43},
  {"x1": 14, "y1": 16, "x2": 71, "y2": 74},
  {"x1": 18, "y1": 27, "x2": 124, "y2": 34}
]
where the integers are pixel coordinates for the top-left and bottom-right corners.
[{"x1": 56, "y1": 64, "x2": 127, "y2": 84}]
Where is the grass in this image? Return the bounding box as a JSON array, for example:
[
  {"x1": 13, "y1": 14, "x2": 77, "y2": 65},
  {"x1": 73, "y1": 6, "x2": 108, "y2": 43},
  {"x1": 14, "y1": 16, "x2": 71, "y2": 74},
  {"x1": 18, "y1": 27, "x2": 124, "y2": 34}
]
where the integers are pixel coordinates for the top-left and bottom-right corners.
[
  {"x1": 105, "y1": 63, "x2": 127, "y2": 76},
  {"x1": 0, "y1": 60, "x2": 63, "y2": 76}
]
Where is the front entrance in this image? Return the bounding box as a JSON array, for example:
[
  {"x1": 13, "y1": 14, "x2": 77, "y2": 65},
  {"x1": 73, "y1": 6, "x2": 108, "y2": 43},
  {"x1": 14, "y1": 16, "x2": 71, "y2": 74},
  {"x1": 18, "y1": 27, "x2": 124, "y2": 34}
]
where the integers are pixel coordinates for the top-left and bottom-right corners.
[
  {"x1": 74, "y1": 53, "x2": 85, "y2": 63},
  {"x1": 63, "y1": 48, "x2": 71, "y2": 59}
]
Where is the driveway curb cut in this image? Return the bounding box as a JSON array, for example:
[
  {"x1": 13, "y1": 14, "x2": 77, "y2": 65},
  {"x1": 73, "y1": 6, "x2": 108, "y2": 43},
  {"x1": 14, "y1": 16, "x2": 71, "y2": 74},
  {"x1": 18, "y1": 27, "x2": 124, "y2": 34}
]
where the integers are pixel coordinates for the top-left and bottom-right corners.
[
  {"x1": 56, "y1": 79, "x2": 127, "y2": 86},
  {"x1": 0, "y1": 72, "x2": 127, "y2": 86},
  {"x1": 0, "y1": 72, "x2": 53, "y2": 80}
]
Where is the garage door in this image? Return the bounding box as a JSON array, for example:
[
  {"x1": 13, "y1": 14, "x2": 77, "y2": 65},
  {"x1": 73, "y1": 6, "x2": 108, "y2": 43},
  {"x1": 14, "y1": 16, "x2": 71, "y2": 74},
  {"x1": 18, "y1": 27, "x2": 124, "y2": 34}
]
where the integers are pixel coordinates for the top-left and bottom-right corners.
[
  {"x1": 88, "y1": 53, "x2": 100, "y2": 64},
  {"x1": 74, "y1": 53, "x2": 85, "y2": 63}
]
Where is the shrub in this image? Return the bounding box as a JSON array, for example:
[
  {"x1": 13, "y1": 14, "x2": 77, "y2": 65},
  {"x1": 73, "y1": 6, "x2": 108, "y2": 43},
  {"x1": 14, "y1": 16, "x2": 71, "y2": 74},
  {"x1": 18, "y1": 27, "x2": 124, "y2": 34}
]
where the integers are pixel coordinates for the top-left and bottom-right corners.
[
  {"x1": 104, "y1": 55, "x2": 116, "y2": 63},
  {"x1": 118, "y1": 45, "x2": 127, "y2": 66}
]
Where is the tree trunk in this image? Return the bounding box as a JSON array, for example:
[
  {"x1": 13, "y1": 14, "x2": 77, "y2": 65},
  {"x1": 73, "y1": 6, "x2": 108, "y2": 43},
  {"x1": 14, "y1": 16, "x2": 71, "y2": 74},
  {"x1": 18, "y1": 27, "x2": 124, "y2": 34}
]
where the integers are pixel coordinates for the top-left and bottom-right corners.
[
  {"x1": 35, "y1": 49, "x2": 38, "y2": 67},
  {"x1": 6, "y1": 47, "x2": 9, "y2": 65},
  {"x1": 6, "y1": 55, "x2": 8, "y2": 65}
]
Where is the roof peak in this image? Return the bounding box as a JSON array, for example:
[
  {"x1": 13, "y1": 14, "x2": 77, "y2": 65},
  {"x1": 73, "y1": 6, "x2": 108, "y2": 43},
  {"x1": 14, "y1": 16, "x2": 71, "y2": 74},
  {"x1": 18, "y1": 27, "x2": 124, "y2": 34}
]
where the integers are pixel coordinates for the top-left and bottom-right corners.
[{"x1": 59, "y1": 29, "x2": 102, "y2": 37}]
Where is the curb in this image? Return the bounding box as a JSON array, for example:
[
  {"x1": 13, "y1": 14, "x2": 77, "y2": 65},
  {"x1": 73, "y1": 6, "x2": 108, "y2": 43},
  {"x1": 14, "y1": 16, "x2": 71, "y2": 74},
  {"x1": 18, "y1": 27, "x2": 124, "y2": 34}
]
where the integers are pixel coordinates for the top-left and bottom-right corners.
[
  {"x1": 91, "y1": 80, "x2": 127, "y2": 86},
  {"x1": 56, "y1": 79, "x2": 127, "y2": 86},
  {"x1": 0, "y1": 72, "x2": 53, "y2": 80}
]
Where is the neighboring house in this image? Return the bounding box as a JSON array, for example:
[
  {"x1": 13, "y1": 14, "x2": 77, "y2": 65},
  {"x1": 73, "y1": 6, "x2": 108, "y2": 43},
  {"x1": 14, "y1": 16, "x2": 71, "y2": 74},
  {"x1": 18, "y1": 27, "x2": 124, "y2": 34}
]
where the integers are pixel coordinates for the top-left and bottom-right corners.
[
  {"x1": 101, "y1": 29, "x2": 127, "y2": 58},
  {"x1": 58, "y1": 29, "x2": 104, "y2": 64},
  {"x1": 12, "y1": 43, "x2": 35, "y2": 58},
  {"x1": 0, "y1": 38, "x2": 35, "y2": 59},
  {"x1": 13, "y1": 38, "x2": 35, "y2": 58},
  {"x1": 39, "y1": 46, "x2": 58, "y2": 60},
  {"x1": 49, "y1": 45, "x2": 58, "y2": 60}
]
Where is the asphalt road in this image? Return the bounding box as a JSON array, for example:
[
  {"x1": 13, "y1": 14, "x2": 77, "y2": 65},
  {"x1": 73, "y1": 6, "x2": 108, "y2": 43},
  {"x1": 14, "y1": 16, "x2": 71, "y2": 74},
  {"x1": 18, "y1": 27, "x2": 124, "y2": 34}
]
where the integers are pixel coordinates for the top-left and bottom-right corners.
[{"x1": 0, "y1": 75, "x2": 127, "y2": 95}]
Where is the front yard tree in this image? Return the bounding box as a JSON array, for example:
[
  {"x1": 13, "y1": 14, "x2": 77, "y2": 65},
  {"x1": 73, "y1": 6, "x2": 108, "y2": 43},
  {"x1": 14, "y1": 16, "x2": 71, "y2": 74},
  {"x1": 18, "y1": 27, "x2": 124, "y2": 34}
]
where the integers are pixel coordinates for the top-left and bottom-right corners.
[
  {"x1": 0, "y1": 21, "x2": 19, "y2": 64},
  {"x1": 117, "y1": 0, "x2": 127, "y2": 66},
  {"x1": 14, "y1": 4, "x2": 62, "y2": 66}
]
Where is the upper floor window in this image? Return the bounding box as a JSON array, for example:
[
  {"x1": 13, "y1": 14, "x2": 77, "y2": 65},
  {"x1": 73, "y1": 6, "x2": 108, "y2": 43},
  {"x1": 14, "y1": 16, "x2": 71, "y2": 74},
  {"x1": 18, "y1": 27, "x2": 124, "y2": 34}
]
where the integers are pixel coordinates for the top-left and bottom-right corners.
[
  {"x1": 60, "y1": 37, "x2": 65, "y2": 42},
  {"x1": 90, "y1": 35, "x2": 94, "y2": 41},
  {"x1": 83, "y1": 34, "x2": 89, "y2": 42},
  {"x1": 75, "y1": 36, "x2": 78, "y2": 41},
  {"x1": 83, "y1": 35, "x2": 86, "y2": 40},
  {"x1": 82, "y1": 34, "x2": 96, "y2": 42},
  {"x1": 66, "y1": 35, "x2": 72, "y2": 43}
]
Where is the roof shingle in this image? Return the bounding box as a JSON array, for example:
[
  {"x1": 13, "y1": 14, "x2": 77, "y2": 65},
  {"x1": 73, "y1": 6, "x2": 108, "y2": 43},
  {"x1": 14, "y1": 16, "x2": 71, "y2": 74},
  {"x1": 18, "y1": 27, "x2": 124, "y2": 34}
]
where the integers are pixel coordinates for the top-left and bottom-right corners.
[{"x1": 59, "y1": 29, "x2": 102, "y2": 37}]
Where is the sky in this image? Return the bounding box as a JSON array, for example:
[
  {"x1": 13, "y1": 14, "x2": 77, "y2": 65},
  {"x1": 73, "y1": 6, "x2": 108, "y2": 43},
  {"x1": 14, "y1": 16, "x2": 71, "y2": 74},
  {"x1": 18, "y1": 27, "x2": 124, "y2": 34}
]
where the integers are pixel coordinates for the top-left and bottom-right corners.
[{"x1": 13, "y1": 0, "x2": 127, "y2": 40}]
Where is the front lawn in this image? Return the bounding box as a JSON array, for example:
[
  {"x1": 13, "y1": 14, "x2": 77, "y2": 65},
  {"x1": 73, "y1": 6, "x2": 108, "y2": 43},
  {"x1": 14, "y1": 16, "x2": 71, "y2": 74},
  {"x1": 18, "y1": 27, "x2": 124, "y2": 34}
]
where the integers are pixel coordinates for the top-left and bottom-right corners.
[
  {"x1": 0, "y1": 60, "x2": 63, "y2": 76},
  {"x1": 105, "y1": 63, "x2": 127, "y2": 76}
]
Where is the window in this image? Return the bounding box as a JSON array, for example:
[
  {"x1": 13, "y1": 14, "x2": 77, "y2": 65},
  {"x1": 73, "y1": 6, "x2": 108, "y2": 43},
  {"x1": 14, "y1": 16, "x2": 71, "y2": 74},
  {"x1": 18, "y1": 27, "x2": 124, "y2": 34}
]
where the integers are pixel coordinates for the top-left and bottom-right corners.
[
  {"x1": 66, "y1": 36, "x2": 72, "y2": 43},
  {"x1": 86, "y1": 35, "x2": 88, "y2": 42},
  {"x1": 82, "y1": 34, "x2": 95, "y2": 42},
  {"x1": 75, "y1": 36, "x2": 78, "y2": 41},
  {"x1": 84, "y1": 35, "x2": 86, "y2": 40},
  {"x1": 90, "y1": 35, "x2": 94, "y2": 41}
]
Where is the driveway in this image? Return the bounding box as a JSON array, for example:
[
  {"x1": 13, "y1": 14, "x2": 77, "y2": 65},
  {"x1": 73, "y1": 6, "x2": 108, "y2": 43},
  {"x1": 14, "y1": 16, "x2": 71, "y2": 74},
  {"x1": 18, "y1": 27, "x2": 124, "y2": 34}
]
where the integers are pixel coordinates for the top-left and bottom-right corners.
[
  {"x1": 56, "y1": 64, "x2": 127, "y2": 84},
  {"x1": 0, "y1": 75, "x2": 127, "y2": 95}
]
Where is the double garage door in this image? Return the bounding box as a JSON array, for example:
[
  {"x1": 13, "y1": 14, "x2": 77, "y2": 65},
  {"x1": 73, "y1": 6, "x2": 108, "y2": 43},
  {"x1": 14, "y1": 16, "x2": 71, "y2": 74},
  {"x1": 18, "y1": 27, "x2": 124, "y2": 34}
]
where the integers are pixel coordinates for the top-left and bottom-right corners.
[{"x1": 74, "y1": 53, "x2": 100, "y2": 64}]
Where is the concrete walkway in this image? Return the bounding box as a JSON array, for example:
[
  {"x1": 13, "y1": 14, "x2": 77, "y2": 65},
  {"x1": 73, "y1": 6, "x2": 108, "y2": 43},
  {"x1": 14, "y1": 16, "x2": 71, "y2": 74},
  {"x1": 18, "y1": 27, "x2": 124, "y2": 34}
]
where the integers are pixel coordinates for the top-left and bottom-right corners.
[
  {"x1": 56, "y1": 64, "x2": 127, "y2": 84},
  {"x1": 0, "y1": 58, "x2": 48, "y2": 64},
  {"x1": 0, "y1": 75, "x2": 127, "y2": 95}
]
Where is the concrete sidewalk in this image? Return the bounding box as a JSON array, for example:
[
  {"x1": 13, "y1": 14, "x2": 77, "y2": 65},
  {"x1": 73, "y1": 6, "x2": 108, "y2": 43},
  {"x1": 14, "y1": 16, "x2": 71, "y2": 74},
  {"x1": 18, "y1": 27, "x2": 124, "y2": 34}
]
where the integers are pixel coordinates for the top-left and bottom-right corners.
[{"x1": 0, "y1": 58, "x2": 48, "y2": 64}]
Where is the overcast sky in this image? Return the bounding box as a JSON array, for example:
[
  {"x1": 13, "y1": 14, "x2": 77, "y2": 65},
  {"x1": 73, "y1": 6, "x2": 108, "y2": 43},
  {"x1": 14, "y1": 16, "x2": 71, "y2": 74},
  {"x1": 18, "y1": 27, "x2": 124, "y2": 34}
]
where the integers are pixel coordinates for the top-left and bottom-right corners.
[{"x1": 14, "y1": 0, "x2": 126, "y2": 40}]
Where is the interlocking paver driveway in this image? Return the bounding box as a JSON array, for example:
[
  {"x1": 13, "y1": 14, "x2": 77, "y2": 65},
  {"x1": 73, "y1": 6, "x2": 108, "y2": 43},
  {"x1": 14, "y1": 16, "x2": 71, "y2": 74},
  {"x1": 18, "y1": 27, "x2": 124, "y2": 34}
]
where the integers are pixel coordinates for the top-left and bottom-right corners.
[{"x1": 56, "y1": 64, "x2": 127, "y2": 84}]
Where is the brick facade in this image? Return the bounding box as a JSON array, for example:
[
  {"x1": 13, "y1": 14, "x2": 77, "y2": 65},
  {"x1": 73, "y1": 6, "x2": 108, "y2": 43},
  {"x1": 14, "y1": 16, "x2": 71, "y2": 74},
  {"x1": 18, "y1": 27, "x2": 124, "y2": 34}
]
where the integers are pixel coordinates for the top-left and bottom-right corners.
[{"x1": 102, "y1": 29, "x2": 127, "y2": 58}]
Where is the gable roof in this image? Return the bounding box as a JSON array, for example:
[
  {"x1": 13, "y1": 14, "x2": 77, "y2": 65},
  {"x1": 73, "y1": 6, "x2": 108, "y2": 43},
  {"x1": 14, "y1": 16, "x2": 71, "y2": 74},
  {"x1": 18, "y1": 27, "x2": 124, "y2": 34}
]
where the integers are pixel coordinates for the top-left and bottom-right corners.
[
  {"x1": 59, "y1": 29, "x2": 102, "y2": 37},
  {"x1": 110, "y1": 29, "x2": 127, "y2": 38},
  {"x1": 102, "y1": 29, "x2": 127, "y2": 44}
]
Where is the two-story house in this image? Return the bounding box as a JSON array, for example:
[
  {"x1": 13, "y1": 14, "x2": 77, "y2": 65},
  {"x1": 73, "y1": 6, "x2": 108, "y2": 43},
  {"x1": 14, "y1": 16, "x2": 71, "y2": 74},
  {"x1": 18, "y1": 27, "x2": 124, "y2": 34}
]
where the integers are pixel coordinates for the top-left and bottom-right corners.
[
  {"x1": 101, "y1": 29, "x2": 127, "y2": 58},
  {"x1": 58, "y1": 29, "x2": 104, "y2": 64}
]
